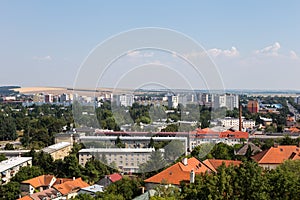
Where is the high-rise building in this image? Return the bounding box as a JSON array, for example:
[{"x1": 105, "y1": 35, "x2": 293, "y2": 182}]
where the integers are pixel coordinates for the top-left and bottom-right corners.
[
  {"x1": 168, "y1": 95, "x2": 179, "y2": 109},
  {"x1": 247, "y1": 100, "x2": 259, "y2": 113},
  {"x1": 115, "y1": 94, "x2": 135, "y2": 107}
]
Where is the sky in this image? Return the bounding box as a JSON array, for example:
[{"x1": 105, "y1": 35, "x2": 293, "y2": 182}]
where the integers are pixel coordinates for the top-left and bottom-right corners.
[{"x1": 1, "y1": 1, "x2": 300, "y2": 90}]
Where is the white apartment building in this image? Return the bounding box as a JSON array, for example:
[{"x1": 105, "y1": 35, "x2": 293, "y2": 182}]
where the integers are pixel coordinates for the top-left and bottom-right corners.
[
  {"x1": 219, "y1": 117, "x2": 256, "y2": 129},
  {"x1": 168, "y1": 95, "x2": 179, "y2": 109},
  {"x1": 115, "y1": 94, "x2": 135, "y2": 107},
  {"x1": 0, "y1": 157, "x2": 32, "y2": 185},
  {"x1": 78, "y1": 148, "x2": 163, "y2": 173}
]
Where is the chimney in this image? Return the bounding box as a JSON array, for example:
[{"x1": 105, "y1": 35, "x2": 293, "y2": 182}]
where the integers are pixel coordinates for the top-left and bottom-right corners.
[
  {"x1": 182, "y1": 157, "x2": 188, "y2": 166},
  {"x1": 274, "y1": 143, "x2": 279, "y2": 148},
  {"x1": 73, "y1": 177, "x2": 75, "y2": 181},
  {"x1": 239, "y1": 104, "x2": 242, "y2": 131},
  {"x1": 190, "y1": 170, "x2": 195, "y2": 183}
]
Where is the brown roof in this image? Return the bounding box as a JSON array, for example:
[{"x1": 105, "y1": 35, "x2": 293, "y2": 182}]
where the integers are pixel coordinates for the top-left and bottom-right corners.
[
  {"x1": 144, "y1": 158, "x2": 243, "y2": 185},
  {"x1": 144, "y1": 157, "x2": 209, "y2": 185},
  {"x1": 17, "y1": 196, "x2": 32, "y2": 200},
  {"x1": 53, "y1": 178, "x2": 89, "y2": 195},
  {"x1": 203, "y1": 159, "x2": 241, "y2": 172},
  {"x1": 30, "y1": 188, "x2": 59, "y2": 200},
  {"x1": 22, "y1": 175, "x2": 55, "y2": 188},
  {"x1": 252, "y1": 145, "x2": 300, "y2": 164}
]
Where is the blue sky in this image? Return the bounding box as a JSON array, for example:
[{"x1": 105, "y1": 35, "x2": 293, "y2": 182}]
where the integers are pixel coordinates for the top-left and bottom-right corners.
[{"x1": 1, "y1": 1, "x2": 300, "y2": 90}]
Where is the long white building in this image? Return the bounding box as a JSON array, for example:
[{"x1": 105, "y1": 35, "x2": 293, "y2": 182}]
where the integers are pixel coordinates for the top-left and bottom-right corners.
[{"x1": 79, "y1": 148, "x2": 163, "y2": 173}]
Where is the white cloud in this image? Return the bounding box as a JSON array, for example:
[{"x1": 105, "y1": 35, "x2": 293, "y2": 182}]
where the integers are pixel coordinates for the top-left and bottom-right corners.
[
  {"x1": 127, "y1": 50, "x2": 154, "y2": 58},
  {"x1": 255, "y1": 42, "x2": 281, "y2": 56},
  {"x1": 207, "y1": 46, "x2": 239, "y2": 57},
  {"x1": 32, "y1": 55, "x2": 52, "y2": 61},
  {"x1": 290, "y1": 50, "x2": 299, "y2": 59}
]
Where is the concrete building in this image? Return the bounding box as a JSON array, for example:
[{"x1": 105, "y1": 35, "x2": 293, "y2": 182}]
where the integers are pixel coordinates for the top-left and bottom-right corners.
[
  {"x1": 0, "y1": 157, "x2": 32, "y2": 185},
  {"x1": 79, "y1": 136, "x2": 187, "y2": 153},
  {"x1": 247, "y1": 100, "x2": 260, "y2": 113},
  {"x1": 42, "y1": 142, "x2": 72, "y2": 160},
  {"x1": 213, "y1": 94, "x2": 239, "y2": 110},
  {"x1": 115, "y1": 94, "x2": 135, "y2": 107},
  {"x1": 219, "y1": 117, "x2": 256, "y2": 129},
  {"x1": 78, "y1": 148, "x2": 163, "y2": 173},
  {"x1": 168, "y1": 95, "x2": 179, "y2": 109}
]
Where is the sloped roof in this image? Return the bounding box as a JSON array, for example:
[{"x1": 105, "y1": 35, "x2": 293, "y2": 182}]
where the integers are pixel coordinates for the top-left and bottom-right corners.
[
  {"x1": 53, "y1": 178, "x2": 89, "y2": 195},
  {"x1": 30, "y1": 188, "x2": 59, "y2": 200},
  {"x1": 17, "y1": 196, "x2": 32, "y2": 200},
  {"x1": 203, "y1": 159, "x2": 241, "y2": 173},
  {"x1": 22, "y1": 175, "x2": 55, "y2": 188},
  {"x1": 108, "y1": 173, "x2": 122, "y2": 182},
  {"x1": 236, "y1": 142, "x2": 262, "y2": 156},
  {"x1": 219, "y1": 130, "x2": 249, "y2": 139},
  {"x1": 252, "y1": 145, "x2": 300, "y2": 164},
  {"x1": 144, "y1": 157, "x2": 210, "y2": 185}
]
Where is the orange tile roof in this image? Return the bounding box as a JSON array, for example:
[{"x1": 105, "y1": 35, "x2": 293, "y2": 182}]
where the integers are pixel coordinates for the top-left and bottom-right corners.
[
  {"x1": 252, "y1": 145, "x2": 300, "y2": 164},
  {"x1": 203, "y1": 159, "x2": 241, "y2": 172},
  {"x1": 17, "y1": 196, "x2": 32, "y2": 200},
  {"x1": 289, "y1": 127, "x2": 300, "y2": 133},
  {"x1": 219, "y1": 130, "x2": 249, "y2": 139},
  {"x1": 22, "y1": 175, "x2": 55, "y2": 188},
  {"x1": 144, "y1": 157, "x2": 211, "y2": 185},
  {"x1": 53, "y1": 178, "x2": 89, "y2": 195}
]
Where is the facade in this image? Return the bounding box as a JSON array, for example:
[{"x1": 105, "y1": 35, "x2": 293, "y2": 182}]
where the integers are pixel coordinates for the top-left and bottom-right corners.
[
  {"x1": 115, "y1": 94, "x2": 135, "y2": 107},
  {"x1": 213, "y1": 94, "x2": 239, "y2": 110},
  {"x1": 78, "y1": 148, "x2": 163, "y2": 173},
  {"x1": 79, "y1": 136, "x2": 187, "y2": 154},
  {"x1": 42, "y1": 142, "x2": 72, "y2": 160},
  {"x1": 0, "y1": 157, "x2": 32, "y2": 185},
  {"x1": 219, "y1": 117, "x2": 256, "y2": 129},
  {"x1": 247, "y1": 100, "x2": 259, "y2": 113},
  {"x1": 167, "y1": 95, "x2": 179, "y2": 109}
]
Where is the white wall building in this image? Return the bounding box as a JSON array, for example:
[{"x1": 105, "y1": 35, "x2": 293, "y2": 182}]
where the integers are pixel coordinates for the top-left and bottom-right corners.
[
  {"x1": 0, "y1": 157, "x2": 32, "y2": 185},
  {"x1": 168, "y1": 95, "x2": 179, "y2": 109},
  {"x1": 79, "y1": 148, "x2": 163, "y2": 173}
]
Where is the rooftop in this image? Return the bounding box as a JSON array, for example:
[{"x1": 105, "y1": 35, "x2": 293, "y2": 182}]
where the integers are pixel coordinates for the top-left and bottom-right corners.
[
  {"x1": 42, "y1": 142, "x2": 71, "y2": 154},
  {"x1": 252, "y1": 145, "x2": 300, "y2": 164},
  {"x1": 22, "y1": 175, "x2": 55, "y2": 188},
  {"x1": 80, "y1": 184, "x2": 103, "y2": 193},
  {"x1": 79, "y1": 148, "x2": 162, "y2": 153},
  {"x1": 53, "y1": 178, "x2": 89, "y2": 195},
  {"x1": 0, "y1": 157, "x2": 32, "y2": 172}
]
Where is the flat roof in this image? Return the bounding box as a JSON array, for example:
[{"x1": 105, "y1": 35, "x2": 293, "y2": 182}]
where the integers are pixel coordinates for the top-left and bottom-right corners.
[
  {"x1": 0, "y1": 157, "x2": 32, "y2": 172},
  {"x1": 80, "y1": 184, "x2": 103, "y2": 193},
  {"x1": 42, "y1": 142, "x2": 71, "y2": 153},
  {"x1": 79, "y1": 148, "x2": 163, "y2": 153},
  {"x1": 80, "y1": 136, "x2": 187, "y2": 141}
]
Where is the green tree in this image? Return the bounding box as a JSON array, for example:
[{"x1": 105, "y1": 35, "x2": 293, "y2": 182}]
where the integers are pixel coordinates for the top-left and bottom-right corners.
[
  {"x1": 0, "y1": 181, "x2": 21, "y2": 200},
  {"x1": 0, "y1": 154, "x2": 7, "y2": 162},
  {"x1": 4, "y1": 143, "x2": 14, "y2": 150},
  {"x1": 11, "y1": 166, "x2": 43, "y2": 182}
]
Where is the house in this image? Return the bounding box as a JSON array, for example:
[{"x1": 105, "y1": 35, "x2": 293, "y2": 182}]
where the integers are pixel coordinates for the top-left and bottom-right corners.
[
  {"x1": 53, "y1": 178, "x2": 89, "y2": 199},
  {"x1": 78, "y1": 184, "x2": 104, "y2": 196},
  {"x1": 0, "y1": 157, "x2": 32, "y2": 185},
  {"x1": 21, "y1": 175, "x2": 56, "y2": 195},
  {"x1": 252, "y1": 145, "x2": 300, "y2": 169},
  {"x1": 144, "y1": 157, "x2": 240, "y2": 189},
  {"x1": 97, "y1": 173, "x2": 122, "y2": 188}
]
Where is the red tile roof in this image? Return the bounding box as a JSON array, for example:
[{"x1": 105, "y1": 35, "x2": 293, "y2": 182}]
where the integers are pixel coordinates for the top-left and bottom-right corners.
[
  {"x1": 144, "y1": 157, "x2": 210, "y2": 185},
  {"x1": 203, "y1": 159, "x2": 241, "y2": 172},
  {"x1": 219, "y1": 130, "x2": 249, "y2": 139},
  {"x1": 252, "y1": 145, "x2": 300, "y2": 164},
  {"x1": 53, "y1": 178, "x2": 89, "y2": 195},
  {"x1": 22, "y1": 175, "x2": 55, "y2": 188},
  {"x1": 17, "y1": 196, "x2": 32, "y2": 200},
  {"x1": 108, "y1": 173, "x2": 122, "y2": 182}
]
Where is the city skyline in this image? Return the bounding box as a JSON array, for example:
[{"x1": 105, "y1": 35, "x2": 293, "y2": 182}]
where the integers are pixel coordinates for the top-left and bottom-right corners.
[{"x1": 1, "y1": 1, "x2": 300, "y2": 90}]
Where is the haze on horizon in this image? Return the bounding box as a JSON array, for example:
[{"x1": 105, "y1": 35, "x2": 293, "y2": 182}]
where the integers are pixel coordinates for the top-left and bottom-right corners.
[{"x1": 1, "y1": 1, "x2": 300, "y2": 90}]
